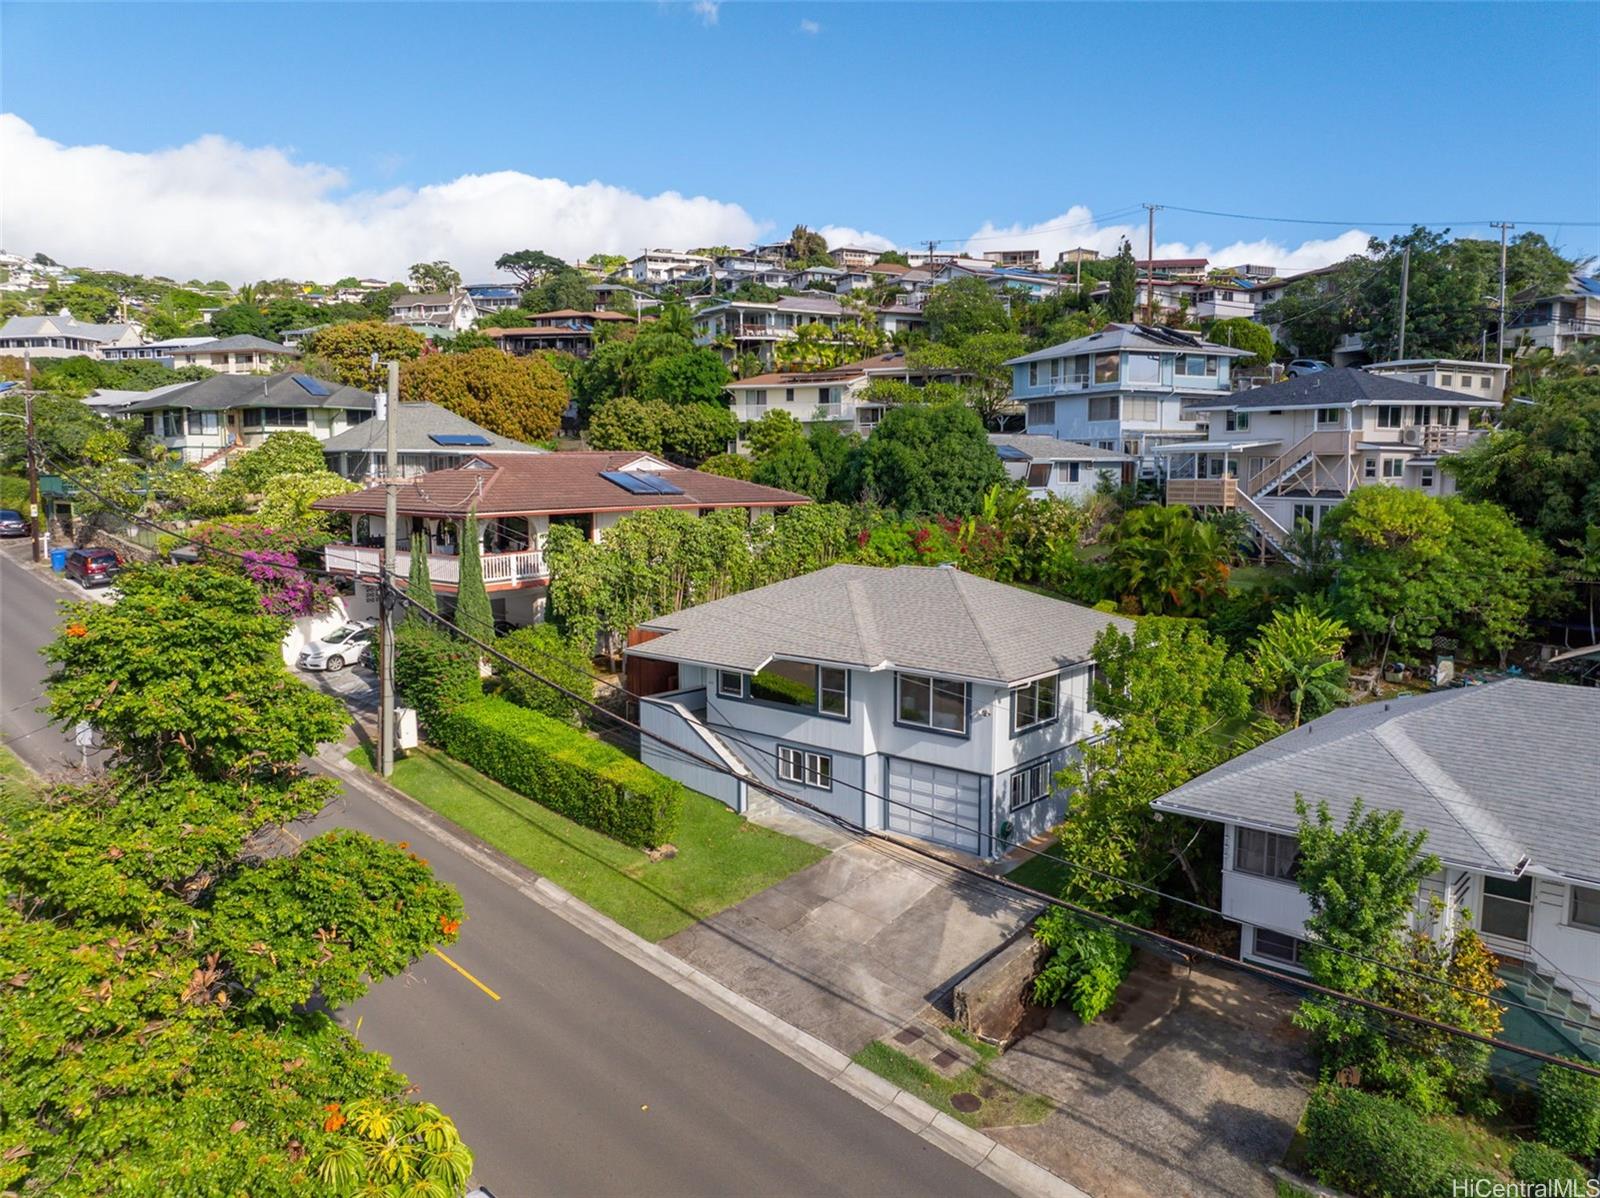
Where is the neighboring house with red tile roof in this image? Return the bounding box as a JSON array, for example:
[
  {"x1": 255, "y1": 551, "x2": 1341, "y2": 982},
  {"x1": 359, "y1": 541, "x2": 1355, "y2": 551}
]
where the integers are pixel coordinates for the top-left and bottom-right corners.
[{"x1": 311, "y1": 451, "x2": 808, "y2": 626}]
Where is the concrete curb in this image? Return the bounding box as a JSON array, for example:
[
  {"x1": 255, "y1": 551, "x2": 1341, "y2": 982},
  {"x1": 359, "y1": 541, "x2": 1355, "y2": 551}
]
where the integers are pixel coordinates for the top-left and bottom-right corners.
[{"x1": 317, "y1": 747, "x2": 1090, "y2": 1198}]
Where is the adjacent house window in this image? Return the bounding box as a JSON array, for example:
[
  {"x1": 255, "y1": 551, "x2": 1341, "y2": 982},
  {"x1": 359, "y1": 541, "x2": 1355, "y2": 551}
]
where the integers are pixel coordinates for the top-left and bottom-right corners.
[
  {"x1": 1124, "y1": 396, "x2": 1158, "y2": 422},
  {"x1": 1094, "y1": 351, "x2": 1119, "y2": 384},
  {"x1": 1316, "y1": 407, "x2": 1340, "y2": 426},
  {"x1": 748, "y1": 389, "x2": 767, "y2": 409},
  {"x1": 1252, "y1": 928, "x2": 1307, "y2": 966},
  {"x1": 1011, "y1": 675, "x2": 1059, "y2": 734},
  {"x1": 1088, "y1": 395, "x2": 1120, "y2": 422},
  {"x1": 1364, "y1": 457, "x2": 1377, "y2": 479},
  {"x1": 1027, "y1": 401, "x2": 1056, "y2": 428},
  {"x1": 1126, "y1": 353, "x2": 1161, "y2": 385},
  {"x1": 1066, "y1": 462, "x2": 1081, "y2": 483},
  {"x1": 1029, "y1": 362, "x2": 1039, "y2": 387},
  {"x1": 1481, "y1": 875, "x2": 1533, "y2": 941},
  {"x1": 187, "y1": 410, "x2": 220, "y2": 435},
  {"x1": 1008, "y1": 760, "x2": 1053, "y2": 810},
  {"x1": 897, "y1": 673, "x2": 968, "y2": 735},
  {"x1": 785, "y1": 388, "x2": 795, "y2": 403},
  {"x1": 1026, "y1": 463, "x2": 1052, "y2": 487},
  {"x1": 1382, "y1": 457, "x2": 1404, "y2": 479},
  {"x1": 716, "y1": 670, "x2": 743, "y2": 699},
  {"x1": 1225, "y1": 410, "x2": 1250, "y2": 432},
  {"x1": 1570, "y1": 885, "x2": 1600, "y2": 933},
  {"x1": 1440, "y1": 374, "x2": 1454, "y2": 387},
  {"x1": 1438, "y1": 406, "x2": 1459, "y2": 427},
  {"x1": 777, "y1": 745, "x2": 832, "y2": 790},
  {"x1": 1420, "y1": 467, "x2": 1434, "y2": 488},
  {"x1": 1071, "y1": 357, "x2": 1091, "y2": 386},
  {"x1": 1234, "y1": 828, "x2": 1300, "y2": 881},
  {"x1": 1377, "y1": 404, "x2": 1403, "y2": 428},
  {"x1": 1179, "y1": 354, "x2": 1206, "y2": 377},
  {"x1": 818, "y1": 667, "x2": 848, "y2": 717},
  {"x1": 1292, "y1": 502, "x2": 1317, "y2": 529},
  {"x1": 1479, "y1": 376, "x2": 1492, "y2": 390}
]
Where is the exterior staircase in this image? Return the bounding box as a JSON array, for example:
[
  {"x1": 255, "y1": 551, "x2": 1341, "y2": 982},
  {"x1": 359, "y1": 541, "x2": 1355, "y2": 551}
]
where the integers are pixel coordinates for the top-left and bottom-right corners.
[
  {"x1": 1498, "y1": 960, "x2": 1600, "y2": 1061},
  {"x1": 194, "y1": 438, "x2": 245, "y2": 475}
]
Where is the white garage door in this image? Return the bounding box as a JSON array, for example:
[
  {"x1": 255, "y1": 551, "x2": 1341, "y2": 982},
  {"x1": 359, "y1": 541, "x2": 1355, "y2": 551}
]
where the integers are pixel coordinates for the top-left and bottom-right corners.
[{"x1": 885, "y1": 758, "x2": 983, "y2": 854}]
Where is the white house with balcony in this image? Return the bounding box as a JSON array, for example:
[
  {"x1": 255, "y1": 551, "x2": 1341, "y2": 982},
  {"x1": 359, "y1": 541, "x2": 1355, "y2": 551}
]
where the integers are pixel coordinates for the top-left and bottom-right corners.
[
  {"x1": 1505, "y1": 273, "x2": 1600, "y2": 355},
  {"x1": 627, "y1": 564, "x2": 1134, "y2": 855},
  {"x1": 312, "y1": 451, "x2": 808, "y2": 628},
  {"x1": 627, "y1": 249, "x2": 713, "y2": 288},
  {"x1": 724, "y1": 351, "x2": 966, "y2": 438},
  {"x1": 988, "y1": 434, "x2": 1128, "y2": 501},
  {"x1": 1153, "y1": 680, "x2": 1600, "y2": 1061},
  {"x1": 1006, "y1": 323, "x2": 1249, "y2": 475},
  {"x1": 1160, "y1": 367, "x2": 1499, "y2": 556},
  {"x1": 387, "y1": 290, "x2": 480, "y2": 332},
  {"x1": 164, "y1": 335, "x2": 302, "y2": 376}
]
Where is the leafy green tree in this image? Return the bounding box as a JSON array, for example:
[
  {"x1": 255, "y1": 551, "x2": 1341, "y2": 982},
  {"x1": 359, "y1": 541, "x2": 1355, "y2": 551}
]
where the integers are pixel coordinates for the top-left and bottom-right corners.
[
  {"x1": 587, "y1": 396, "x2": 665, "y2": 453},
  {"x1": 229, "y1": 429, "x2": 329, "y2": 490},
  {"x1": 808, "y1": 421, "x2": 861, "y2": 503},
  {"x1": 1106, "y1": 240, "x2": 1137, "y2": 322},
  {"x1": 207, "y1": 301, "x2": 275, "y2": 339},
  {"x1": 1202, "y1": 317, "x2": 1275, "y2": 367},
  {"x1": 921, "y1": 276, "x2": 1013, "y2": 344},
  {"x1": 39, "y1": 283, "x2": 121, "y2": 323},
  {"x1": 773, "y1": 321, "x2": 844, "y2": 370},
  {"x1": 1560, "y1": 524, "x2": 1600, "y2": 641},
  {"x1": 0, "y1": 390, "x2": 136, "y2": 472},
  {"x1": 1249, "y1": 603, "x2": 1349, "y2": 726},
  {"x1": 407, "y1": 261, "x2": 461, "y2": 292},
  {"x1": 400, "y1": 347, "x2": 568, "y2": 441},
  {"x1": 1101, "y1": 505, "x2": 1230, "y2": 616},
  {"x1": 696, "y1": 451, "x2": 756, "y2": 480},
  {"x1": 743, "y1": 409, "x2": 805, "y2": 460},
  {"x1": 496, "y1": 624, "x2": 595, "y2": 724},
  {"x1": 304, "y1": 321, "x2": 427, "y2": 390},
  {"x1": 640, "y1": 346, "x2": 731, "y2": 405},
  {"x1": 856, "y1": 401, "x2": 1006, "y2": 516},
  {"x1": 787, "y1": 224, "x2": 830, "y2": 264},
  {"x1": 407, "y1": 529, "x2": 438, "y2": 615},
  {"x1": 1438, "y1": 496, "x2": 1552, "y2": 661},
  {"x1": 753, "y1": 436, "x2": 828, "y2": 499},
  {"x1": 440, "y1": 328, "x2": 497, "y2": 353},
  {"x1": 454, "y1": 508, "x2": 494, "y2": 646},
  {"x1": 662, "y1": 401, "x2": 737, "y2": 464},
  {"x1": 876, "y1": 250, "x2": 910, "y2": 266},
  {"x1": 587, "y1": 252, "x2": 628, "y2": 274},
  {"x1": 521, "y1": 268, "x2": 594, "y2": 313},
  {"x1": 494, "y1": 248, "x2": 568, "y2": 288},
  {"x1": 255, "y1": 470, "x2": 357, "y2": 535},
  {"x1": 1444, "y1": 376, "x2": 1600, "y2": 547},
  {"x1": 910, "y1": 330, "x2": 1029, "y2": 427}
]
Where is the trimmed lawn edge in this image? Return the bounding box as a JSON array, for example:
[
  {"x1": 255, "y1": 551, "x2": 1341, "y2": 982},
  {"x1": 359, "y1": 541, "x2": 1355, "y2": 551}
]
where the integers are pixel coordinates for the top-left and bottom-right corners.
[{"x1": 852, "y1": 1040, "x2": 1051, "y2": 1130}]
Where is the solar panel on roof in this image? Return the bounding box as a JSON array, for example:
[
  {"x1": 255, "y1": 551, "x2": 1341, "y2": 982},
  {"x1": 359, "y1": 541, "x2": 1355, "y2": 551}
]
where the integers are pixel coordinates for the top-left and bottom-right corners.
[
  {"x1": 601, "y1": 470, "x2": 684, "y2": 496},
  {"x1": 291, "y1": 373, "x2": 332, "y2": 397},
  {"x1": 994, "y1": 445, "x2": 1030, "y2": 461},
  {"x1": 429, "y1": 433, "x2": 492, "y2": 446}
]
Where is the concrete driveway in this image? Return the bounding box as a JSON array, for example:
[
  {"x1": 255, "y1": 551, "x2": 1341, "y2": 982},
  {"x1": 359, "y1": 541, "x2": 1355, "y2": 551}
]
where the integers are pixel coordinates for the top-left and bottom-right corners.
[
  {"x1": 665, "y1": 839, "x2": 1043, "y2": 1053},
  {"x1": 987, "y1": 953, "x2": 1313, "y2": 1198}
]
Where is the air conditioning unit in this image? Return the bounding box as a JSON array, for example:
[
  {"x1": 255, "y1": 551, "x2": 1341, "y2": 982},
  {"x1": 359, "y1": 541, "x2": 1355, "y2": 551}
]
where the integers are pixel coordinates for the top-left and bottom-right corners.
[{"x1": 1401, "y1": 427, "x2": 1421, "y2": 445}]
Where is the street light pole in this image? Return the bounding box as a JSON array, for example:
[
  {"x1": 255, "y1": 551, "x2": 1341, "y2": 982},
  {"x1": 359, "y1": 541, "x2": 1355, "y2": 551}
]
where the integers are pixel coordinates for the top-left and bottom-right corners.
[{"x1": 378, "y1": 359, "x2": 400, "y2": 778}]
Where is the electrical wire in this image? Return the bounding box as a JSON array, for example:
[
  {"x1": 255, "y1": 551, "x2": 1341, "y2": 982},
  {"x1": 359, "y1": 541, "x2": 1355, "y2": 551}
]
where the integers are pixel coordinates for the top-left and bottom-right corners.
[
  {"x1": 32, "y1": 444, "x2": 1600, "y2": 1043},
  {"x1": 1159, "y1": 204, "x2": 1600, "y2": 230}
]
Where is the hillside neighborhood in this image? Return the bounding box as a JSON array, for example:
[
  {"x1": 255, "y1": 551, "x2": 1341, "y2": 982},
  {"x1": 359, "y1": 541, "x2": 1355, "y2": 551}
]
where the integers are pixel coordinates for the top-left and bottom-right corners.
[{"x1": 3, "y1": 4, "x2": 1599, "y2": 1197}]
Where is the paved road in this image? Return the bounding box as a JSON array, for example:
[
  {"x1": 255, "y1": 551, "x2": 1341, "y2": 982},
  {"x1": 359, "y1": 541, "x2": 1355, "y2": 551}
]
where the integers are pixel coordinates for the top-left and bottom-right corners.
[
  {"x1": 1, "y1": 544, "x2": 1010, "y2": 1198},
  {"x1": 1, "y1": 544, "x2": 102, "y2": 774}
]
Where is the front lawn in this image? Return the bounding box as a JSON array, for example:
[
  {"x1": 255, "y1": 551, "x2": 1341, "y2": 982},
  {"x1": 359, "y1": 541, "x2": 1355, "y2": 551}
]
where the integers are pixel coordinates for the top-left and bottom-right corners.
[
  {"x1": 1004, "y1": 842, "x2": 1073, "y2": 896},
  {"x1": 0, "y1": 745, "x2": 38, "y2": 828},
  {"x1": 853, "y1": 1040, "x2": 1051, "y2": 1130},
  {"x1": 350, "y1": 746, "x2": 826, "y2": 941}
]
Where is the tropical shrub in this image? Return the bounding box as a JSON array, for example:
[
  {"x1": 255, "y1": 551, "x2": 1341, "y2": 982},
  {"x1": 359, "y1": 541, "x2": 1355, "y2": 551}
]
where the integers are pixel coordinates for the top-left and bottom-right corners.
[
  {"x1": 393, "y1": 621, "x2": 482, "y2": 730},
  {"x1": 1302, "y1": 1085, "x2": 1494, "y2": 1198},
  {"x1": 1538, "y1": 1060, "x2": 1600, "y2": 1160},
  {"x1": 1510, "y1": 1140, "x2": 1593, "y2": 1187},
  {"x1": 434, "y1": 697, "x2": 683, "y2": 848},
  {"x1": 1031, "y1": 912, "x2": 1133, "y2": 1024},
  {"x1": 496, "y1": 624, "x2": 596, "y2": 725}
]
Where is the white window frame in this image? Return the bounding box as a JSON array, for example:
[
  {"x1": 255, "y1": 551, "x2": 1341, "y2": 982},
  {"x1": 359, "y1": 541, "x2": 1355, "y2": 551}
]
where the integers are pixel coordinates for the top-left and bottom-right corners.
[
  {"x1": 1252, "y1": 927, "x2": 1307, "y2": 966},
  {"x1": 1008, "y1": 759, "x2": 1053, "y2": 811},
  {"x1": 818, "y1": 666, "x2": 848, "y2": 718},
  {"x1": 1234, "y1": 827, "x2": 1300, "y2": 882},
  {"x1": 1481, "y1": 874, "x2": 1533, "y2": 942},
  {"x1": 1382, "y1": 457, "x2": 1403, "y2": 479},
  {"x1": 1377, "y1": 404, "x2": 1403, "y2": 429},
  {"x1": 897, "y1": 672, "x2": 968, "y2": 736},
  {"x1": 716, "y1": 670, "x2": 743, "y2": 699},
  {"x1": 777, "y1": 744, "x2": 832, "y2": 790},
  {"x1": 1010, "y1": 674, "x2": 1060, "y2": 735}
]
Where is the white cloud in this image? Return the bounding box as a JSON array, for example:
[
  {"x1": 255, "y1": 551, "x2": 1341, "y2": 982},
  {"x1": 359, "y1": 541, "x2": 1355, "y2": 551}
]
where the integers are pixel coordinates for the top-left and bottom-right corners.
[
  {"x1": 691, "y1": 0, "x2": 719, "y2": 26},
  {"x1": 799, "y1": 18, "x2": 821, "y2": 34},
  {"x1": 816, "y1": 225, "x2": 898, "y2": 252},
  {"x1": 961, "y1": 205, "x2": 1372, "y2": 273},
  {"x1": 0, "y1": 114, "x2": 764, "y2": 283}
]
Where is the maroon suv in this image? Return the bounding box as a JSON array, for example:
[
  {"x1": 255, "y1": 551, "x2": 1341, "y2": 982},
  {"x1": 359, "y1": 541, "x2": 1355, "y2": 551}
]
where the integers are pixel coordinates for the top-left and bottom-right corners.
[{"x1": 65, "y1": 547, "x2": 122, "y2": 588}]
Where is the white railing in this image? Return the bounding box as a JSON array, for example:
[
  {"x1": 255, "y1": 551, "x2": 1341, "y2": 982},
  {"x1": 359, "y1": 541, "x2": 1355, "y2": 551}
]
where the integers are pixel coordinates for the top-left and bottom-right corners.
[{"x1": 323, "y1": 544, "x2": 545, "y2": 586}]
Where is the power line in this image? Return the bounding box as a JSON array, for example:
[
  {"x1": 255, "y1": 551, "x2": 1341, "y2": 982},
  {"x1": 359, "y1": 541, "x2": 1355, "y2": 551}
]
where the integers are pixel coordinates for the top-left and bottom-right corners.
[
  {"x1": 1160, "y1": 204, "x2": 1600, "y2": 230},
  {"x1": 32, "y1": 444, "x2": 1600, "y2": 1043}
]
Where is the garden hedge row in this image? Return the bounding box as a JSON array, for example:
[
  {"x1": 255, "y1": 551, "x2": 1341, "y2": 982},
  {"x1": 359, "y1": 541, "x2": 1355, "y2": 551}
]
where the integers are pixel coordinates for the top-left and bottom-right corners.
[
  {"x1": 1302, "y1": 1084, "x2": 1497, "y2": 1198},
  {"x1": 434, "y1": 696, "x2": 684, "y2": 850},
  {"x1": 1538, "y1": 1059, "x2": 1600, "y2": 1161}
]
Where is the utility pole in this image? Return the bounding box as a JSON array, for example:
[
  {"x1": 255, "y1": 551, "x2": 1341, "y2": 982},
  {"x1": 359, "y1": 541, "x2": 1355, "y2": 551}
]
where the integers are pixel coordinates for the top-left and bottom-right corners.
[
  {"x1": 1491, "y1": 221, "x2": 1515, "y2": 364},
  {"x1": 1396, "y1": 244, "x2": 1411, "y2": 361},
  {"x1": 24, "y1": 392, "x2": 43, "y2": 564},
  {"x1": 1143, "y1": 203, "x2": 1162, "y2": 325},
  {"x1": 378, "y1": 359, "x2": 400, "y2": 779}
]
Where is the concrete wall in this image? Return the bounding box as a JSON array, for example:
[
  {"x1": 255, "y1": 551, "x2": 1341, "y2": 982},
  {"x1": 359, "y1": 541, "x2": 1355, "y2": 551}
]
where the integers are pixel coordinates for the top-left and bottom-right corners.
[{"x1": 280, "y1": 597, "x2": 351, "y2": 667}]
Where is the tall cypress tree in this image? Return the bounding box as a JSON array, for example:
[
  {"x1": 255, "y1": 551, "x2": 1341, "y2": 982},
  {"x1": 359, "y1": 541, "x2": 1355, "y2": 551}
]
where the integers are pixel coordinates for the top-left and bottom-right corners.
[
  {"x1": 405, "y1": 530, "x2": 437, "y2": 619},
  {"x1": 1107, "y1": 239, "x2": 1137, "y2": 323},
  {"x1": 454, "y1": 508, "x2": 495, "y2": 645}
]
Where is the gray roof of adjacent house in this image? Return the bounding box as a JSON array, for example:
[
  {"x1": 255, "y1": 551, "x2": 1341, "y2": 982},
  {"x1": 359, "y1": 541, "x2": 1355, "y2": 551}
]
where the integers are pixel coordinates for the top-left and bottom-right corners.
[
  {"x1": 320, "y1": 402, "x2": 546, "y2": 455},
  {"x1": 86, "y1": 381, "x2": 193, "y2": 410},
  {"x1": 0, "y1": 313, "x2": 137, "y2": 341},
  {"x1": 1152, "y1": 680, "x2": 1600, "y2": 884},
  {"x1": 1005, "y1": 322, "x2": 1251, "y2": 367},
  {"x1": 988, "y1": 433, "x2": 1129, "y2": 462},
  {"x1": 632, "y1": 563, "x2": 1135, "y2": 685},
  {"x1": 171, "y1": 335, "x2": 298, "y2": 355},
  {"x1": 1191, "y1": 367, "x2": 1497, "y2": 412},
  {"x1": 118, "y1": 372, "x2": 375, "y2": 413}
]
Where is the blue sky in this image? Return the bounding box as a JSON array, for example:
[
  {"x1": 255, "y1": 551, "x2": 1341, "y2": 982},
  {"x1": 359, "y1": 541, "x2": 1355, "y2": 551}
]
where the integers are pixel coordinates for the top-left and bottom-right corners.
[{"x1": 2, "y1": 1, "x2": 1597, "y2": 281}]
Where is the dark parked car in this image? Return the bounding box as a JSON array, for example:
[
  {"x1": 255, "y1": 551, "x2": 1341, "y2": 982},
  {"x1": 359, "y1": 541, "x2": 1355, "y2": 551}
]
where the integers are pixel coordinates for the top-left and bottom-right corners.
[
  {"x1": 0, "y1": 509, "x2": 28, "y2": 537},
  {"x1": 65, "y1": 547, "x2": 122, "y2": 588}
]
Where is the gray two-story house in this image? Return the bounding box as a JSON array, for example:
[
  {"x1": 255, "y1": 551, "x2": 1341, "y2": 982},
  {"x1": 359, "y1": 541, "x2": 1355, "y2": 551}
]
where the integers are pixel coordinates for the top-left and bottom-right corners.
[
  {"x1": 1005, "y1": 323, "x2": 1249, "y2": 479},
  {"x1": 626, "y1": 564, "x2": 1133, "y2": 857}
]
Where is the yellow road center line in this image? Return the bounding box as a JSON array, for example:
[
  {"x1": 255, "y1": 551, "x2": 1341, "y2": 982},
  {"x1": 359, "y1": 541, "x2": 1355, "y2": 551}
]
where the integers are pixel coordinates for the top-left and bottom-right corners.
[{"x1": 433, "y1": 948, "x2": 502, "y2": 1001}]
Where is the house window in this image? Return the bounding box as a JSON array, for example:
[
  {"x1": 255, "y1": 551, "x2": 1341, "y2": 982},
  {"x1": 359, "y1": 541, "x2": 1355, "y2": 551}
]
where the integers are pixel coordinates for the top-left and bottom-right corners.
[
  {"x1": 1315, "y1": 408, "x2": 1340, "y2": 426},
  {"x1": 1440, "y1": 374, "x2": 1453, "y2": 387},
  {"x1": 1481, "y1": 875, "x2": 1533, "y2": 941},
  {"x1": 1225, "y1": 410, "x2": 1250, "y2": 432},
  {"x1": 187, "y1": 410, "x2": 219, "y2": 435},
  {"x1": 1026, "y1": 463, "x2": 1052, "y2": 487},
  {"x1": 1094, "y1": 352, "x2": 1119, "y2": 384},
  {"x1": 1124, "y1": 397, "x2": 1158, "y2": 422},
  {"x1": 897, "y1": 673, "x2": 968, "y2": 735},
  {"x1": 818, "y1": 667, "x2": 848, "y2": 717},
  {"x1": 1066, "y1": 462, "x2": 1081, "y2": 483},
  {"x1": 1382, "y1": 458, "x2": 1403, "y2": 479},
  {"x1": 1570, "y1": 885, "x2": 1600, "y2": 933},
  {"x1": 1234, "y1": 827, "x2": 1300, "y2": 881},
  {"x1": 1179, "y1": 354, "x2": 1206, "y2": 377},
  {"x1": 1029, "y1": 362, "x2": 1039, "y2": 387},
  {"x1": 1088, "y1": 395, "x2": 1120, "y2": 422},
  {"x1": 1027, "y1": 401, "x2": 1056, "y2": 428},
  {"x1": 1071, "y1": 357, "x2": 1091, "y2": 386},
  {"x1": 1252, "y1": 928, "x2": 1307, "y2": 966},
  {"x1": 1479, "y1": 376, "x2": 1492, "y2": 389},
  {"x1": 160, "y1": 411, "x2": 184, "y2": 437},
  {"x1": 777, "y1": 745, "x2": 832, "y2": 790},
  {"x1": 1008, "y1": 759, "x2": 1053, "y2": 811},
  {"x1": 1126, "y1": 353, "x2": 1161, "y2": 385},
  {"x1": 748, "y1": 389, "x2": 767, "y2": 409},
  {"x1": 1364, "y1": 457, "x2": 1377, "y2": 479},
  {"x1": 1420, "y1": 467, "x2": 1434, "y2": 488},
  {"x1": 716, "y1": 670, "x2": 743, "y2": 699},
  {"x1": 751, "y1": 659, "x2": 819, "y2": 708},
  {"x1": 1377, "y1": 404, "x2": 1403, "y2": 428},
  {"x1": 785, "y1": 388, "x2": 795, "y2": 403},
  {"x1": 1011, "y1": 675, "x2": 1059, "y2": 734}
]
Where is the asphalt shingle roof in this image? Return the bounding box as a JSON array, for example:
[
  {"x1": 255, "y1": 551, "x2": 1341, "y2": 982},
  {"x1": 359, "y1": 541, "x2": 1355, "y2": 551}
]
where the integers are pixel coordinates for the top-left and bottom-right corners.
[
  {"x1": 172, "y1": 335, "x2": 299, "y2": 355},
  {"x1": 1153, "y1": 680, "x2": 1600, "y2": 884},
  {"x1": 318, "y1": 402, "x2": 546, "y2": 454},
  {"x1": 311, "y1": 452, "x2": 809, "y2": 519},
  {"x1": 1005, "y1": 322, "x2": 1249, "y2": 367},
  {"x1": 988, "y1": 433, "x2": 1129, "y2": 462},
  {"x1": 119, "y1": 373, "x2": 374, "y2": 413},
  {"x1": 1195, "y1": 367, "x2": 1501, "y2": 411},
  {"x1": 631, "y1": 564, "x2": 1134, "y2": 685}
]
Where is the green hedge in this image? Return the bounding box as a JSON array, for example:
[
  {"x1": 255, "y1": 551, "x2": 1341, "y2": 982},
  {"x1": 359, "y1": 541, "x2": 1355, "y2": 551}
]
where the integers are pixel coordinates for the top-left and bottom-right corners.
[
  {"x1": 495, "y1": 625, "x2": 595, "y2": 725},
  {"x1": 1511, "y1": 1141, "x2": 1592, "y2": 1188},
  {"x1": 434, "y1": 697, "x2": 683, "y2": 849},
  {"x1": 394, "y1": 621, "x2": 482, "y2": 730},
  {"x1": 1538, "y1": 1060, "x2": 1600, "y2": 1160},
  {"x1": 1302, "y1": 1085, "x2": 1496, "y2": 1198}
]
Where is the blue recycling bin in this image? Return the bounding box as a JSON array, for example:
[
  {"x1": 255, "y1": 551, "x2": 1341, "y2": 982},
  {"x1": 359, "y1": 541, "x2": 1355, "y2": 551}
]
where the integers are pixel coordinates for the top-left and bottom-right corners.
[{"x1": 50, "y1": 547, "x2": 69, "y2": 572}]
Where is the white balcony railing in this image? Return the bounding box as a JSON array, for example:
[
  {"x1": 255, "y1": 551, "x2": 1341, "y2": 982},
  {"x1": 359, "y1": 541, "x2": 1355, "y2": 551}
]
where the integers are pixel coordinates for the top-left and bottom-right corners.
[{"x1": 324, "y1": 544, "x2": 546, "y2": 587}]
